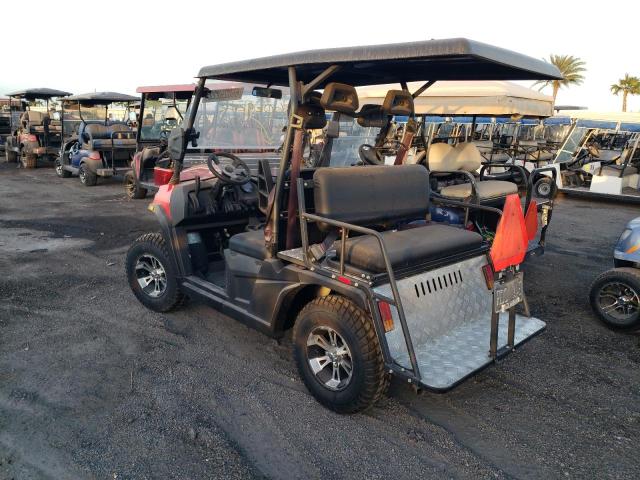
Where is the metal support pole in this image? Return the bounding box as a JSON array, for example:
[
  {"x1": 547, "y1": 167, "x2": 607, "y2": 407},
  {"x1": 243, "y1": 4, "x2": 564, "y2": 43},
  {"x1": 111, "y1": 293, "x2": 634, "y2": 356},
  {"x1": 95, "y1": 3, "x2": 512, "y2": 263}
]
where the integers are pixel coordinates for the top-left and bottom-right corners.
[
  {"x1": 489, "y1": 304, "x2": 499, "y2": 358},
  {"x1": 507, "y1": 307, "x2": 516, "y2": 349}
]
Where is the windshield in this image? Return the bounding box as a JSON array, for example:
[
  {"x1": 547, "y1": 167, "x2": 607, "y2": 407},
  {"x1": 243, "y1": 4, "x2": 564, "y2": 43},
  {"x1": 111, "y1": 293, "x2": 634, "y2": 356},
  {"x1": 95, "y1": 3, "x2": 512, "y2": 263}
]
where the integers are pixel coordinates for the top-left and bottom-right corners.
[
  {"x1": 140, "y1": 96, "x2": 189, "y2": 141},
  {"x1": 554, "y1": 126, "x2": 588, "y2": 163},
  {"x1": 190, "y1": 84, "x2": 289, "y2": 149}
]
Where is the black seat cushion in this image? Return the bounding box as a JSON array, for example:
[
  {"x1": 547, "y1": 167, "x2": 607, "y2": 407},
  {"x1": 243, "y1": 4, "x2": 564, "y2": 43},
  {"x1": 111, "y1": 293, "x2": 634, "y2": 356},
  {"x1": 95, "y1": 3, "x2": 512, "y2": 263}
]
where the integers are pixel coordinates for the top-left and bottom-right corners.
[
  {"x1": 336, "y1": 224, "x2": 483, "y2": 273},
  {"x1": 229, "y1": 229, "x2": 267, "y2": 259}
]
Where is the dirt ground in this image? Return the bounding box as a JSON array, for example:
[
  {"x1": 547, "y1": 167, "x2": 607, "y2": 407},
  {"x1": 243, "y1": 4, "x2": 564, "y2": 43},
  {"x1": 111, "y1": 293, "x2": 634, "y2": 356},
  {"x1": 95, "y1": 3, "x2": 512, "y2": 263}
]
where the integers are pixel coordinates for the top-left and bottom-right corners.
[{"x1": 0, "y1": 163, "x2": 639, "y2": 480}]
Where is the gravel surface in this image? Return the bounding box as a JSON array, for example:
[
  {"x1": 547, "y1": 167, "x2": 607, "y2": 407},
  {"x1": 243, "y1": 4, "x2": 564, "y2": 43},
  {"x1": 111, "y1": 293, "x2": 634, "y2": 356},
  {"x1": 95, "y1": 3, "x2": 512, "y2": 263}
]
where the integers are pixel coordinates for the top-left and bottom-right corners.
[{"x1": 0, "y1": 164, "x2": 639, "y2": 479}]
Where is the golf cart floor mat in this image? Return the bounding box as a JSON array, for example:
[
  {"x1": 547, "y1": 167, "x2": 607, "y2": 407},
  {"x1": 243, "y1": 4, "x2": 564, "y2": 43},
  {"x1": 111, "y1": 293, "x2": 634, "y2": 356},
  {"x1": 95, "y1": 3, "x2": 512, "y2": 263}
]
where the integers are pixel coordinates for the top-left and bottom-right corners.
[{"x1": 374, "y1": 255, "x2": 546, "y2": 390}]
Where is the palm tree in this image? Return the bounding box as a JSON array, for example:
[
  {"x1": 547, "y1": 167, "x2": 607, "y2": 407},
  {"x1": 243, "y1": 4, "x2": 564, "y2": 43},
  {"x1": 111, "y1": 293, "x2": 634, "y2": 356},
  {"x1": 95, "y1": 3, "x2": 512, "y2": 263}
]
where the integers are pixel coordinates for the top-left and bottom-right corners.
[
  {"x1": 534, "y1": 54, "x2": 586, "y2": 104},
  {"x1": 610, "y1": 74, "x2": 640, "y2": 112}
]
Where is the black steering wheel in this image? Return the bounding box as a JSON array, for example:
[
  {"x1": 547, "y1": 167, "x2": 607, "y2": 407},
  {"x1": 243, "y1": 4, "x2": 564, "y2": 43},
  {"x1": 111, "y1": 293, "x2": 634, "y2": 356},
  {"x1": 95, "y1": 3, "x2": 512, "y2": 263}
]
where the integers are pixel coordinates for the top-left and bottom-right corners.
[
  {"x1": 207, "y1": 153, "x2": 251, "y2": 184},
  {"x1": 358, "y1": 144, "x2": 384, "y2": 165}
]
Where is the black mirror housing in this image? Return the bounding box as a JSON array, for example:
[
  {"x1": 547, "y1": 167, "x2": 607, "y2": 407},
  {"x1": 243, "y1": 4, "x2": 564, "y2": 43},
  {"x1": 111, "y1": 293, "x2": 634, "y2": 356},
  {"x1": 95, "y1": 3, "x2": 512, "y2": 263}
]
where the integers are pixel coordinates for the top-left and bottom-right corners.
[
  {"x1": 168, "y1": 127, "x2": 184, "y2": 161},
  {"x1": 252, "y1": 86, "x2": 282, "y2": 99}
]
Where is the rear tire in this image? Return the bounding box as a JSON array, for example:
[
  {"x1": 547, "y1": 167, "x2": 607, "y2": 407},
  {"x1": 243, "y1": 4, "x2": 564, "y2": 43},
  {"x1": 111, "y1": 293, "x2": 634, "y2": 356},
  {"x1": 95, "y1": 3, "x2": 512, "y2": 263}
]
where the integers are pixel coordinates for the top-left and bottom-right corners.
[
  {"x1": 79, "y1": 163, "x2": 97, "y2": 186},
  {"x1": 293, "y1": 295, "x2": 388, "y2": 413},
  {"x1": 589, "y1": 268, "x2": 640, "y2": 331},
  {"x1": 22, "y1": 153, "x2": 37, "y2": 169},
  {"x1": 5, "y1": 149, "x2": 17, "y2": 163},
  {"x1": 124, "y1": 171, "x2": 147, "y2": 199},
  {"x1": 533, "y1": 176, "x2": 556, "y2": 199},
  {"x1": 126, "y1": 233, "x2": 185, "y2": 312},
  {"x1": 55, "y1": 157, "x2": 71, "y2": 178}
]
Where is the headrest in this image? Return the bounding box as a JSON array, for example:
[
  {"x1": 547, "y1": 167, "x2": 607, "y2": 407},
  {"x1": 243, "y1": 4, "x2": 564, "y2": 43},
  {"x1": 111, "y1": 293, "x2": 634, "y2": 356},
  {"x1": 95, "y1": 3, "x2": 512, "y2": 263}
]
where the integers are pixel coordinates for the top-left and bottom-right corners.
[
  {"x1": 357, "y1": 104, "x2": 388, "y2": 128},
  {"x1": 320, "y1": 82, "x2": 359, "y2": 115},
  {"x1": 298, "y1": 103, "x2": 326, "y2": 130},
  {"x1": 382, "y1": 90, "x2": 414, "y2": 116},
  {"x1": 427, "y1": 143, "x2": 456, "y2": 171}
]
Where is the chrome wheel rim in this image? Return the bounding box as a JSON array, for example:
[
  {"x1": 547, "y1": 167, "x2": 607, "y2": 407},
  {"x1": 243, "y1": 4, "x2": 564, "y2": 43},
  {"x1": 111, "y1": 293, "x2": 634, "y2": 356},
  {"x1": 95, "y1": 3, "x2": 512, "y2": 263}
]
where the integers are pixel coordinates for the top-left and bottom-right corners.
[
  {"x1": 597, "y1": 281, "x2": 640, "y2": 324},
  {"x1": 55, "y1": 160, "x2": 63, "y2": 176},
  {"x1": 135, "y1": 254, "x2": 167, "y2": 298},
  {"x1": 537, "y1": 182, "x2": 551, "y2": 196},
  {"x1": 79, "y1": 166, "x2": 86, "y2": 183},
  {"x1": 307, "y1": 326, "x2": 353, "y2": 391}
]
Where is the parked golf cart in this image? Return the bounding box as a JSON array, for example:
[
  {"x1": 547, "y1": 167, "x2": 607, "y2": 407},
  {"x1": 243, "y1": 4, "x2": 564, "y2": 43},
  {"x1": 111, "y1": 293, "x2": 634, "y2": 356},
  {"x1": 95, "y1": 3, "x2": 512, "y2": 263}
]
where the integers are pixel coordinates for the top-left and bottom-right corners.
[
  {"x1": 590, "y1": 216, "x2": 640, "y2": 330},
  {"x1": 56, "y1": 92, "x2": 138, "y2": 185},
  {"x1": 4, "y1": 88, "x2": 71, "y2": 167},
  {"x1": 124, "y1": 82, "x2": 288, "y2": 199},
  {"x1": 548, "y1": 111, "x2": 640, "y2": 203},
  {"x1": 348, "y1": 81, "x2": 558, "y2": 257},
  {"x1": 126, "y1": 39, "x2": 560, "y2": 412}
]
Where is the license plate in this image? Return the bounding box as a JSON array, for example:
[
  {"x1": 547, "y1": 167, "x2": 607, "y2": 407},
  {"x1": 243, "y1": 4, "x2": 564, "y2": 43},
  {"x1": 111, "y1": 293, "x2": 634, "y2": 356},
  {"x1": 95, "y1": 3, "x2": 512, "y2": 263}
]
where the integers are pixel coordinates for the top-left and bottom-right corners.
[{"x1": 494, "y1": 273, "x2": 524, "y2": 313}]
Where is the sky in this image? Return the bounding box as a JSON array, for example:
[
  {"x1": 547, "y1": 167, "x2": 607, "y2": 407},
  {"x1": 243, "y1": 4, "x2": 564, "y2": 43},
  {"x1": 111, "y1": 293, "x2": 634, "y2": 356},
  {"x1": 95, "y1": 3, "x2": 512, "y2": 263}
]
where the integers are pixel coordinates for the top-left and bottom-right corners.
[{"x1": 3, "y1": 0, "x2": 640, "y2": 112}]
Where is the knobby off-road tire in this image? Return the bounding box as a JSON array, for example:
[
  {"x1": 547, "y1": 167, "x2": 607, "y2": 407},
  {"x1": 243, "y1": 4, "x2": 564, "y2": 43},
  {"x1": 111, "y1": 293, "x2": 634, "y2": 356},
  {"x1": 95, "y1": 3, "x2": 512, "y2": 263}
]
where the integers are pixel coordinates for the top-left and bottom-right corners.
[
  {"x1": 22, "y1": 153, "x2": 37, "y2": 169},
  {"x1": 126, "y1": 233, "x2": 185, "y2": 312},
  {"x1": 589, "y1": 268, "x2": 640, "y2": 331},
  {"x1": 55, "y1": 156, "x2": 71, "y2": 178},
  {"x1": 293, "y1": 295, "x2": 389, "y2": 413},
  {"x1": 79, "y1": 163, "x2": 97, "y2": 186},
  {"x1": 5, "y1": 148, "x2": 18, "y2": 163},
  {"x1": 124, "y1": 171, "x2": 147, "y2": 199}
]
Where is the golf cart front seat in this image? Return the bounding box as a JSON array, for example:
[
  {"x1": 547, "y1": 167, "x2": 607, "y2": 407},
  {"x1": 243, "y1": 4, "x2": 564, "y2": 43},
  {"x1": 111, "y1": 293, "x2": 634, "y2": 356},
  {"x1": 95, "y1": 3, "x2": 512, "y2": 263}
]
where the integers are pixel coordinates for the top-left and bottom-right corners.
[
  {"x1": 314, "y1": 165, "x2": 484, "y2": 273},
  {"x1": 430, "y1": 142, "x2": 518, "y2": 202}
]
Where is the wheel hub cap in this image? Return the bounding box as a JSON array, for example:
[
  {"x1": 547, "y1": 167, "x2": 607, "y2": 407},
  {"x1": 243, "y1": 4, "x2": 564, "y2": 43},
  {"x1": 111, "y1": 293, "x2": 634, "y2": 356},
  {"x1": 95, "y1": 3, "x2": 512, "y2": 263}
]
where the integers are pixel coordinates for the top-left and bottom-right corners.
[
  {"x1": 306, "y1": 326, "x2": 353, "y2": 391},
  {"x1": 597, "y1": 281, "x2": 640, "y2": 322},
  {"x1": 135, "y1": 254, "x2": 167, "y2": 298}
]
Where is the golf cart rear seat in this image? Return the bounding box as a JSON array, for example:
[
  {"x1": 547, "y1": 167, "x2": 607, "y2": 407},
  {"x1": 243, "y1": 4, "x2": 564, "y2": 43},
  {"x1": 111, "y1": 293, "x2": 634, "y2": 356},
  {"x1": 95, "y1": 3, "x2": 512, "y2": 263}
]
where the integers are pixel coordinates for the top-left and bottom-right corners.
[
  {"x1": 20, "y1": 111, "x2": 61, "y2": 134},
  {"x1": 313, "y1": 165, "x2": 484, "y2": 273},
  {"x1": 429, "y1": 142, "x2": 518, "y2": 201},
  {"x1": 81, "y1": 123, "x2": 136, "y2": 150}
]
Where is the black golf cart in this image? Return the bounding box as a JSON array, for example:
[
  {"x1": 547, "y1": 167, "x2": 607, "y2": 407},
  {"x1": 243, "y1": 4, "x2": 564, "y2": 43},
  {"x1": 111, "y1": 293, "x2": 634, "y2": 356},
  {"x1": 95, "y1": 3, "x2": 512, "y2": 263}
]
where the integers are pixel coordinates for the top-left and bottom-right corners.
[
  {"x1": 126, "y1": 38, "x2": 561, "y2": 413},
  {"x1": 4, "y1": 88, "x2": 71, "y2": 168},
  {"x1": 56, "y1": 92, "x2": 138, "y2": 185},
  {"x1": 124, "y1": 82, "x2": 288, "y2": 199}
]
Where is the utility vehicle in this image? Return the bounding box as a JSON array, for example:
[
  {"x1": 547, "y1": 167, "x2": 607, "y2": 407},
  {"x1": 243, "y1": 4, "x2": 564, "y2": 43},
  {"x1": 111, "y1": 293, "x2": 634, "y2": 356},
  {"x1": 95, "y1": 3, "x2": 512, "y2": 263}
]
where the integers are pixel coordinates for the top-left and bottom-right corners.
[
  {"x1": 4, "y1": 88, "x2": 71, "y2": 167},
  {"x1": 124, "y1": 83, "x2": 288, "y2": 199},
  {"x1": 56, "y1": 92, "x2": 138, "y2": 185},
  {"x1": 126, "y1": 38, "x2": 561, "y2": 412},
  {"x1": 547, "y1": 111, "x2": 640, "y2": 203},
  {"x1": 590, "y1": 216, "x2": 640, "y2": 330}
]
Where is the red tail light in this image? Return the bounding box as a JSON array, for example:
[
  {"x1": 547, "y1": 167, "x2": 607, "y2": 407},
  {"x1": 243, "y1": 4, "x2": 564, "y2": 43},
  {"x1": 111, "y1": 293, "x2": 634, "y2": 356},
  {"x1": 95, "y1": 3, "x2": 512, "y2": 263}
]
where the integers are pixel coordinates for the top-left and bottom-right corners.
[
  {"x1": 378, "y1": 301, "x2": 395, "y2": 332},
  {"x1": 88, "y1": 151, "x2": 101, "y2": 160},
  {"x1": 490, "y1": 194, "x2": 527, "y2": 272},
  {"x1": 524, "y1": 200, "x2": 538, "y2": 241}
]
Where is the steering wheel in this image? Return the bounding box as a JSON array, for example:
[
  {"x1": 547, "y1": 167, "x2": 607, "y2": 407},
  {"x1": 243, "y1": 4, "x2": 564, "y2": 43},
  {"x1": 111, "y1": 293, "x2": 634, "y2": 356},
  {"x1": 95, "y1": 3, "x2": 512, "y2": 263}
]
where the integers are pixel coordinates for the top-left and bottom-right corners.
[
  {"x1": 207, "y1": 153, "x2": 251, "y2": 185},
  {"x1": 358, "y1": 144, "x2": 384, "y2": 165}
]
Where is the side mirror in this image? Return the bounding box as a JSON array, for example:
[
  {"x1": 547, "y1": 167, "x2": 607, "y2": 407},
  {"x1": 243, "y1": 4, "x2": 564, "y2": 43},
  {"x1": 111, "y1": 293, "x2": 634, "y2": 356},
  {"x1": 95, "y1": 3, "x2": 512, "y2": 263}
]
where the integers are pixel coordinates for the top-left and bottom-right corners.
[
  {"x1": 252, "y1": 86, "x2": 282, "y2": 99},
  {"x1": 168, "y1": 127, "x2": 184, "y2": 161}
]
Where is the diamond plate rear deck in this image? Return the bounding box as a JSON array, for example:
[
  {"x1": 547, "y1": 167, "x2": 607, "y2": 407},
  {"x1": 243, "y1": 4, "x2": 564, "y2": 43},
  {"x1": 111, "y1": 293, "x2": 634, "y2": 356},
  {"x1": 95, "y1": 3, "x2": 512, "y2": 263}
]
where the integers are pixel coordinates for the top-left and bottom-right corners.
[{"x1": 374, "y1": 255, "x2": 545, "y2": 390}]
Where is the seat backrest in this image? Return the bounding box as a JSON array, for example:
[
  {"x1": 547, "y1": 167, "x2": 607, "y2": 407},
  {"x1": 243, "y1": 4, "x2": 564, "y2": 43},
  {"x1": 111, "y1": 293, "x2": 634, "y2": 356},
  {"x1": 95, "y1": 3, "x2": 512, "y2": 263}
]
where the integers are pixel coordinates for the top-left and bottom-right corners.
[
  {"x1": 451, "y1": 142, "x2": 483, "y2": 172},
  {"x1": 427, "y1": 143, "x2": 457, "y2": 171},
  {"x1": 84, "y1": 123, "x2": 111, "y2": 139},
  {"x1": 313, "y1": 164, "x2": 429, "y2": 231}
]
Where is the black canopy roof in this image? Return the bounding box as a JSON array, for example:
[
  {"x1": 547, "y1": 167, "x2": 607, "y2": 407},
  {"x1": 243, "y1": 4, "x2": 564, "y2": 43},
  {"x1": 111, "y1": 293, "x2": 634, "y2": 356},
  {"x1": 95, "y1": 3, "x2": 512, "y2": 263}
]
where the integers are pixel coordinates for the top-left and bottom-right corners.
[
  {"x1": 64, "y1": 92, "x2": 139, "y2": 104},
  {"x1": 197, "y1": 38, "x2": 562, "y2": 87},
  {"x1": 6, "y1": 88, "x2": 72, "y2": 99}
]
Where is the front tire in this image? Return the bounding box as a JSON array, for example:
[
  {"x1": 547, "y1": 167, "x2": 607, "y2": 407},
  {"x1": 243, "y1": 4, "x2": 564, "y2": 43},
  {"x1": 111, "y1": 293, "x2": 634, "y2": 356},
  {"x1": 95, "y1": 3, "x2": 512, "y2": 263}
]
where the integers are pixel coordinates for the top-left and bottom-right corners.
[
  {"x1": 79, "y1": 163, "x2": 97, "y2": 186},
  {"x1": 124, "y1": 171, "x2": 147, "y2": 199},
  {"x1": 293, "y1": 295, "x2": 388, "y2": 413},
  {"x1": 5, "y1": 148, "x2": 17, "y2": 163},
  {"x1": 55, "y1": 157, "x2": 71, "y2": 178},
  {"x1": 589, "y1": 268, "x2": 640, "y2": 331},
  {"x1": 126, "y1": 233, "x2": 185, "y2": 312}
]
